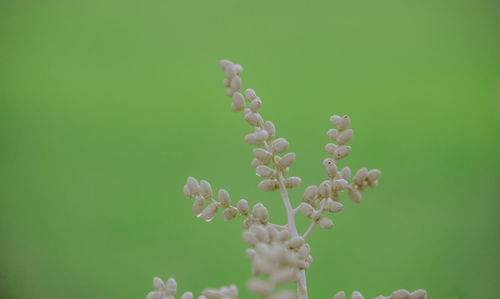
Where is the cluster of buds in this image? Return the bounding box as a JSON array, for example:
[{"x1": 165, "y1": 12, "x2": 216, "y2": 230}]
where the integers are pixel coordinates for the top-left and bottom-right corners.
[
  {"x1": 333, "y1": 289, "x2": 427, "y2": 299},
  {"x1": 147, "y1": 277, "x2": 238, "y2": 299}
]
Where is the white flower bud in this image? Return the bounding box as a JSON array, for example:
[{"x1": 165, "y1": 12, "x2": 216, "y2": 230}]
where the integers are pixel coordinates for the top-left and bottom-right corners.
[
  {"x1": 410, "y1": 289, "x2": 427, "y2": 299},
  {"x1": 288, "y1": 236, "x2": 305, "y2": 249},
  {"x1": 249, "y1": 97, "x2": 262, "y2": 112},
  {"x1": 279, "y1": 152, "x2": 296, "y2": 168},
  {"x1": 271, "y1": 138, "x2": 289, "y2": 154},
  {"x1": 258, "y1": 179, "x2": 278, "y2": 192},
  {"x1": 237, "y1": 199, "x2": 249, "y2": 214},
  {"x1": 199, "y1": 180, "x2": 213, "y2": 199},
  {"x1": 333, "y1": 179, "x2": 348, "y2": 191},
  {"x1": 218, "y1": 189, "x2": 230, "y2": 207},
  {"x1": 303, "y1": 185, "x2": 317, "y2": 202},
  {"x1": 327, "y1": 129, "x2": 339, "y2": 140},
  {"x1": 330, "y1": 115, "x2": 350, "y2": 130},
  {"x1": 334, "y1": 145, "x2": 351, "y2": 160},
  {"x1": 336, "y1": 129, "x2": 353, "y2": 145},
  {"x1": 180, "y1": 292, "x2": 194, "y2": 299},
  {"x1": 264, "y1": 121, "x2": 276, "y2": 139},
  {"x1": 323, "y1": 158, "x2": 337, "y2": 178},
  {"x1": 230, "y1": 76, "x2": 241, "y2": 91},
  {"x1": 333, "y1": 291, "x2": 345, "y2": 299},
  {"x1": 325, "y1": 143, "x2": 338, "y2": 155},
  {"x1": 165, "y1": 278, "x2": 177, "y2": 296},
  {"x1": 245, "y1": 88, "x2": 257, "y2": 101},
  {"x1": 353, "y1": 168, "x2": 368, "y2": 185},
  {"x1": 318, "y1": 181, "x2": 331, "y2": 198},
  {"x1": 348, "y1": 187, "x2": 362, "y2": 203},
  {"x1": 340, "y1": 166, "x2": 351, "y2": 181},
  {"x1": 187, "y1": 176, "x2": 199, "y2": 194},
  {"x1": 153, "y1": 277, "x2": 165, "y2": 290},
  {"x1": 253, "y1": 148, "x2": 272, "y2": 162},
  {"x1": 299, "y1": 202, "x2": 314, "y2": 217},
  {"x1": 219, "y1": 59, "x2": 231, "y2": 69},
  {"x1": 231, "y1": 92, "x2": 245, "y2": 112},
  {"x1": 247, "y1": 279, "x2": 274, "y2": 296},
  {"x1": 201, "y1": 203, "x2": 217, "y2": 222},
  {"x1": 319, "y1": 216, "x2": 334, "y2": 229},
  {"x1": 391, "y1": 289, "x2": 410, "y2": 299},
  {"x1": 256, "y1": 165, "x2": 276, "y2": 178},
  {"x1": 252, "y1": 203, "x2": 269, "y2": 223},
  {"x1": 251, "y1": 158, "x2": 264, "y2": 167},
  {"x1": 255, "y1": 129, "x2": 269, "y2": 142},
  {"x1": 367, "y1": 169, "x2": 382, "y2": 182},
  {"x1": 192, "y1": 198, "x2": 204, "y2": 217},
  {"x1": 244, "y1": 112, "x2": 263, "y2": 127},
  {"x1": 284, "y1": 176, "x2": 302, "y2": 188},
  {"x1": 245, "y1": 133, "x2": 261, "y2": 145},
  {"x1": 351, "y1": 291, "x2": 364, "y2": 299},
  {"x1": 326, "y1": 199, "x2": 344, "y2": 213},
  {"x1": 222, "y1": 207, "x2": 239, "y2": 221}
]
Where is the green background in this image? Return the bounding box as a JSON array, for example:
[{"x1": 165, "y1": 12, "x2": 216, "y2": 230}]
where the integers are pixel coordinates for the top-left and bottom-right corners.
[{"x1": 1, "y1": 0, "x2": 499, "y2": 298}]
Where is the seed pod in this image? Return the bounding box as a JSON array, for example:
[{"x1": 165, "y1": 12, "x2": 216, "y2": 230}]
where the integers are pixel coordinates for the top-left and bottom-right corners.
[
  {"x1": 319, "y1": 216, "x2": 334, "y2": 229},
  {"x1": 323, "y1": 158, "x2": 337, "y2": 178},
  {"x1": 199, "y1": 180, "x2": 213, "y2": 199},
  {"x1": 367, "y1": 169, "x2": 382, "y2": 182},
  {"x1": 237, "y1": 199, "x2": 249, "y2": 214},
  {"x1": 348, "y1": 187, "x2": 362, "y2": 203},
  {"x1": 256, "y1": 165, "x2": 276, "y2": 178},
  {"x1": 410, "y1": 289, "x2": 427, "y2": 299},
  {"x1": 201, "y1": 203, "x2": 217, "y2": 222},
  {"x1": 245, "y1": 88, "x2": 257, "y2": 101},
  {"x1": 230, "y1": 76, "x2": 242, "y2": 91},
  {"x1": 279, "y1": 152, "x2": 296, "y2": 168},
  {"x1": 351, "y1": 291, "x2": 364, "y2": 299},
  {"x1": 332, "y1": 179, "x2": 348, "y2": 191},
  {"x1": 247, "y1": 279, "x2": 274, "y2": 296},
  {"x1": 255, "y1": 129, "x2": 269, "y2": 142},
  {"x1": 180, "y1": 292, "x2": 193, "y2": 299},
  {"x1": 264, "y1": 121, "x2": 276, "y2": 139},
  {"x1": 271, "y1": 138, "x2": 289, "y2": 154},
  {"x1": 284, "y1": 176, "x2": 301, "y2": 188},
  {"x1": 318, "y1": 181, "x2": 331, "y2": 198},
  {"x1": 303, "y1": 185, "x2": 317, "y2": 203},
  {"x1": 336, "y1": 129, "x2": 353, "y2": 145},
  {"x1": 165, "y1": 278, "x2": 177, "y2": 296},
  {"x1": 222, "y1": 207, "x2": 239, "y2": 221},
  {"x1": 218, "y1": 189, "x2": 231, "y2": 207},
  {"x1": 258, "y1": 179, "x2": 278, "y2": 192},
  {"x1": 192, "y1": 198, "x2": 204, "y2": 217},
  {"x1": 353, "y1": 168, "x2": 368, "y2": 185},
  {"x1": 299, "y1": 202, "x2": 314, "y2": 217},
  {"x1": 288, "y1": 236, "x2": 305, "y2": 249},
  {"x1": 231, "y1": 92, "x2": 245, "y2": 111},
  {"x1": 187, "y1": 176, "x2": 200, "y2": 194},
  {"x1": 249, "y1": 97, "x2": 262, "y2": 112},
  {"x1": 325, "y1": 143, "x2": 338, "y2": 155},
  {"x1": 326, "y1": 199, "x2": 344, "y2": 213},
  {"x1": 391, "y1": 289, "x2": 410, "y2": 299},
  {"x1": 334, "y1": 145, "x2": 351, "y2": 160},
  {"x1": 252, "y1": 203, "x2": 269, "y2": 223},
  {"x1": 327, "y1": 129, "x2": 339, "y2": 140},
  {"x1": 333, "y1": 291, "x2": 345, "y2": 299}
]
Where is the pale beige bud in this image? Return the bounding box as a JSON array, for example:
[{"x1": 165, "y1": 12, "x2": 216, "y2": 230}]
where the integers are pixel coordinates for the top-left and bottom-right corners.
[
  {"x1": 201, "y1": 203, "x2": 217, "y2": 222},
  {"x1": 252, "y1": 203, "x2": 269, "y2": 223},
  {"x1": 231, "y1": 92, "x2": 245, "y2": 111},
  {"x1": 332, "y1": 179, "x2": 348, "y2": 191},
  {"x1": 230, "y1": 76, "x2": 241, "y2": 91},
  {"x1": 325, "y1": 143, "x2": 338, "y2": 155},
  {"x1": 251, "y1": 158, "x2": 264, "y2": 168},
  {"x1": 249, "y1": 97, "x2": 262, "y2": 112},
  {"x1": 245, "y1": 88, "x2": 257, "y2": 101},
  {"x1": 180, "y1": 292, "x2": 193, "y2": 299},
  {"x1": 264, "y1": 121, "x2": 276, "y2": 139},
  {"x1": 319, "y1": 216, "x2": 334, "y2": 229},
  {"x1": 165, "y1": 278, "x2": 177, "y2": 296},
  {"x1": 326, "y1": 200, "x2": 344, "y2": 213},
  {"x1": 253, "y1": 148, "x2": 272, "y2": 162},
  {"x1": 348, "y1": 187, "x2": 362, "y2": 203},
  {"x1": 192, "y1": 198, "x2": 204, "y2": 217},
  {"x1": 288, "y1": 236, "x2": 305, "y2": 249},
  {"x1": 353, "y1": 168, "x2": 368, "y2": 185},
  {"x1": 255, "y1": 226, "x2": 269, "y2": 243},
  {"x1": 284, "y1": 176, "x2": 302, "y2": 188},
  {"x1": 237, "y1": 199, "x2": 249, "y2": 214},
  {"x1": 303, "y1": 185, "x2": 317, "y2": 202},
  {"x1": 242, "y1": 231, "x2": 258, "y2": 246},
  {"x1": 271, "y1": 138, "x2": 289, "y2": 154},
  {"x1": 219, "y1": 59, "x2": 231, "y2": 70},
  {"x1": 333, "y1": 291, "x2": 345, "y2": 299},
  {"x1": 187, "y1": 176, "x2": 199, "y2": 194},
  {"x1": 234, "y1": 64, "x2": 243, "y2": 74},
  {"x1": 199, "y1": 180, "x2": 213, "y2": 199},
  {"x1": 336, "y1": 129, "x2": 353, "y2": 145},
  {"x1": 222, "y1": 207, "x2": 239, "y2": 221},
  {"x1": 226, "y1": 87, "x2": 236, "y2": 97},
  {"x1": 245, "y1": 248, "x2": 256, "y2": 260},
  {"x1": 245, "y1": 133, "x2": 261, "y2": 145},
  {"x1": 299, "y1": 202, "x2": 314, "y2": 217},
  {"x1": 323, "y1": 158, "x2": 337, "y2": 178},
  {"x1": 244, "y1": 112, "x2": 263, "y2": 127},
  {"x1": 391, "y1": 289, "x2": 410, "y2": 299},
  {"x1": 279, "y1": 152, "x2": 296, "y2": 168},
  {"x1": 223, "y1": 78, "x2": 230, "y2": 87},
  {"x1": 278, "y1": 230, "x2": 290, "y2": 242},
  {"x1": 367, "y1": 169, "x2": 382, "y2": 182},
  {"x1": 247, "y1": 279, "x2": 274, "y2": 296},
  {"x1": 255, "y1": 129, "x2": 269, "y2": 142},
  {"x1": 258, "y1": 179, "x2": 278, "y2": 192},
  {"x1": 153, "y1": 277, "x2": 165, "y2": 290},
  {"x1": 327, "y1": 128, "x2": 339, "y2": 140},
  {"x1": 334, "y1": 145, "x2": 351, "y2": 160},
  {"x1": 351, "y1": 291, "x2": 364, "y2": 299},
  {"x1": 318, "y1": 181, "x2": 331, "y2": 198},
  {"x1": 218, "y1": 189, "x2": 230, "y2": 207},
  {"x1": 256, "y1": 165, "x2": 276, "y2": 178},
  {"x1": 410, "y1": 289, "x2": 427, "y2": 299},
  {"x1": 340, "y1": 166, "x2": 351, "y2": 181},
  {"x1": 183, "y1": 184, "x2": 192, "y2": 198},
  {"x1": 330, "y1": 115, "x2": 350, "y2": 130}
]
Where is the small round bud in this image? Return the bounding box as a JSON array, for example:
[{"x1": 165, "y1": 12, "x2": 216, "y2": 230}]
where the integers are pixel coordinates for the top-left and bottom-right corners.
[
  {"x1": 278, "y1": 230, "x2": 290, "y2": 242},
  {"x1": 199, "y1": 180, "x2": 213, "y2": 199},
  {"x1": 244, "y1": 112, "x2": 263, "y2": 127},
  {"x1": 219, "y1": 59, "x2": 231, "y2": 70},
  {"x1": 318, "y1": 181, "x2": 331, "y2": 198},
  {"x1": 391, "y1": 289, "x2": 410, "y2": 299},
  {"x1": 256, "y1": 165, "x2": 276, "y2": 179},
  {"x1": 201, "y1": 203, "x2": 217, "y2": 222},
  {"x1": 351, "y1": 291, "x2": 364, "y2": 299},
  {"x1": 330, "y1": 115, "x2": 350, "y2": 130},
  {"x1": 249, "y1": 97, "x2": 262, "y2": 112},
  {"x1": 231, "y1": 92, "x2": 245, "y2": 111},
  {"x1": 299, "y1": 202, "x2": 314, "y2": 218},
  {"x1": 333, "y1": 291, "x2": 345, "y2": 299},
  {"x1": 180, "y1": 292, "x2": 193, "y2": 299},
  {"x1": 258, "y1": 179, "x2": 278, "y2": 192},
  {"x1": 353, "y1": 168, "x2": 368, "y2": 185},
  {"x1": 165, "y1": 278, "x2": 177, "y2": 296},
  {"x1": 367, "y1": 169, "x2": 382, "y2": 182},
  {"x1": 348, "y1": 187, "x2": 362, "y2": 203},
  {"x1": 334, "y1": 146, "x2": 351, "y2": 160},
  {"x1": 255, "y1": 129, "x2": 269, "y2": 142},
  {"x1": 323, "y1": 158, "x2": 337, "y2": 178},
  {"x1": 279, "y1": 152, "x2": 296, "y2": 168},
  {"x1": 252, "y1": 203, "x2": 269, "y2": 223},
  {"x1": 326, "y1": 199, "x2": 344, "y2": 213},
  {"x1": 264, "y1": 121, "x2": 276, "y2": 139},
  {"x1": 332, "y1": 179, "x2": 348, "y2": 191},
  {"x1": 302, "y1": 185, "x2": 317, "y2": 202},
  {"x1": 336, "y1": 129, "x2": 353, "y2": 145},
  {"x1": 284, "y1": 176, "x2": 302, "y2": 188},
  {"x1": 245, "y1": 133, "x2": 261, "y2": 145},
  {"x1": 218, "y1": 189, "x2": 231, "y2": 207},
  {"x1": 319, "y1": 216, "x2": 334, "y2": 229},
  {"x1": 153, "y1": 277, "x2": 165, "y2": 290},
  {"x1": 410, "y1": 289, "x2": 427, "y2": 299},
  {"x1": 327, "y1": 129, "x2": 339, "y2": 140},
  {"x1": 340, "y1": 166, "x2": 351, "y2": 181},
  {"x1": 253, "y1": 148, "x2": 272, "y2": 162},
  {"x1": 271, "y1": 138, "x2": 289, "y2": 154},
  {"x1": 288, "y1": 236, "x2": 305, "y2": 249},
  {"x1": 230, "y1": 76, "x2": 242, "y2": 91},
  {"x1": 187, "y1": 176, "x2": 200, "y2": 194},
  {"x1": 325, "y1": 143, "x2": 338, "y2": 155},
  {"x1": 237, "y1": 199, "x2": 249, "y2": 214},
  {"x1": 222, "y1": 207, "x2": 239, "y2": 221},
  {"x1": 192, "y1": 198, "x2": 204, "y2": 217},
  {"x1": 245, "y1": 88, "x2": 257, "y2": 101}
]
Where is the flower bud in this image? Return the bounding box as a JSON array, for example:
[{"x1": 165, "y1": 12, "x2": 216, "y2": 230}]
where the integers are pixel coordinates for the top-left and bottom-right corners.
[
  {"x1": 249, "y1": 97, "x2": 262, "y2": 112},
  {"x1": 323, "y1": 158, "x2": 337, "y2": 178},
  {"x1": 299, "y1": 202, "x2": 314, "y2": 218},
  {"x1": 230, "y1": 76, "x2": 241, "y2": 91},
  {"x1": 244, "y1": 112, "x2": 263, "y2": 127},
  {"x1": 226, "y1": 87, "x2": 236, "y2": 97},
  {"x1": 234, "y1": 64, "x2": 243, "y2": 74},
  {"x1": 183, "y1": 184, "x2": 192, "y2": 198},
  {"x1": 245, "y1": 88, "x2": 257, "y2": 101},
  {"x1": 330, "y1": 115, "x2": 350, "y2": 130},
  {"x1": 258, "y1": 179, "x2": 278, "y2": 192},
  {"x1": 245, "y1": 133, "x2": 261, "y2": 145},
  {"x1": 271, "y1": 138, "x2": 289, "y2": 154},
  {"x1": 367, "y1": 169, "x2": 382, "y2": 182},
  {"x1": 336, "y1": 129, "x2": 353, "y2": 145},
  {"x1": 187, "y1": 176, "x2": 199, "y2": 194},
  {"x1": 242, "y1": 231, "x2": 258, "y2": 246},
  {"x1": 340, "y1": 166, "x2": 351, "y2": 181},
  {"x1": 165, "y1": 278, "x2": 177, "y2": 296},
  {"x1": 327, "y1": 129, "x2": 339, "y2": 140},
  {"x1": 199, "y1": 180, "x2": 213, "y2": 199},
  {"x1": 334, "y1": 145, "x2": 351, "y2": 160},
  {"x1": 231, "y1": 92, "x2": 245, "y2": 111},
  {"x1": 253, "y1": 148, "x2": 272, "y2": 162},
  {"x1": 255, "y1": 129, "x2": 269, "y2": 142},
  {"x1": 391, "y1": 289, "x2": 410, "y2": 299},
  {"x1": 410, "y1": 289, "x2": 427, "y2": 299},
  {"x1": 245, "y1": 248, "x2": 256, "y2": 260},
  {"x1": 201, "y1": 203, "x2": 217, "y2": 222},
  {"x1": 288, "y1": 236, "x2": 305, "y2": 249},
  {"x1": 223, "y1": 78, "x2": 229, "y2": 87},
  {"x1": 284, "y1": 176, "x2": 301, "y2": 188},
  {"x1": 237, "y1": 199, "x2": 249, "y2": 214},
  {"x1": 192, "y1": 198, "x2": 204, "y2": 217},
  {"x1": 153, "y1": 277, "x2": 165, "y2": 290},
  {"x1": 319, "y1": 216, "x2": 334, "y2": 229},
  {"x1": 348, "y1": 187, "x2": 362, "y2": 203},
  {"x1": 353, "y1": 168, "x2": 368, "y2": 185},
  {"x1": 222, "y1": 207, "x2": 239, "y2": 221},
  {"x1": 278, "y1": 230, "x2": 290, "y2": 242},
  {"x1": 332, "y1": 179, "x2": 348, "y2": 191},
  {"x1": 302, "y1": 185, "x2": 317, "y2": 203},
  {"x1": 256, "y1": 165, "x2": 276, "y2": 178},
  {"x1": 326, "y1": 199, "x2": 344, "y2": 213},
  {"x1": 252, "y1": 203, "x2": 269, "y2": 223},
  {"x1": 224, "y1": 64, "x2": 236, "y2": 79},
  {"x1": 264, "y1": 121, "x2": 276, "y2": 139},
  {"x1": 251, "y1": 158, "x2": 264, "y2": 168},
  {"x1": 247, "y1": 279, "x2": 274, "y2": 296},
  {"x1": 325, "y1": 143, "x2": 338, "y2": 155},
  {"x1": 279, "y1": 152, "x2": 296, "y2": 168},
  {"x1": 351, "y1": 291, "x2": 364, "y2": 299},
  {"x1": 318, "y1": 181, "x2": 331, "y2": 198},
  {"x1": 333, "y1": 291, "x2": 345, "y2": 299},
  {"x1": 180, "y1": 292, "x2": 193, "y2": 299},
  {"x1": 218, "y1": 189, "x2": 231, "y2": 207},
  {"x1": 219, "y1": 59, "x2": 231, "y2": 70}
]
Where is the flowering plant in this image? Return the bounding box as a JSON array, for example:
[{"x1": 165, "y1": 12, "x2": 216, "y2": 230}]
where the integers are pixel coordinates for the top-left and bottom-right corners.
[{"x1": 147, "y1": 60, "x2": 427, "y2": 299}]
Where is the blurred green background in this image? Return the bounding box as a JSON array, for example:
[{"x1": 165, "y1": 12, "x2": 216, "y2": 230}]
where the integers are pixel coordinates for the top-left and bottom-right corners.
[{"x1": 1, "y1": 0, "x2": 499, "y2": 298}]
